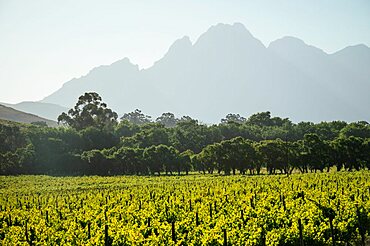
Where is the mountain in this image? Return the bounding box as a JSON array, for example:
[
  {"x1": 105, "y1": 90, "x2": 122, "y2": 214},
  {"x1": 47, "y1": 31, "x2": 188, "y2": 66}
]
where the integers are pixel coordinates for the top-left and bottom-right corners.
[
  {"x1": 41, "y1": 23, "x2": 370, "y2": 123},
  {"x1": 42, "y1": 58, "x2": 142, "y2": 113},
  {"x1": 1, "y1": 102, "x2": 67, "y2": 122},
  {"x1": 0, "y1": 104, "x2": 58, "y2": 126}
]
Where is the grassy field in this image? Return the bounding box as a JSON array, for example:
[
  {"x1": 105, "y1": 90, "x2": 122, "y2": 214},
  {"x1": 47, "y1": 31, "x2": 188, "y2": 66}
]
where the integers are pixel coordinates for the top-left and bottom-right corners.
[{"x1": 0, "y1": 172, "x2": 369, "y2": 245}]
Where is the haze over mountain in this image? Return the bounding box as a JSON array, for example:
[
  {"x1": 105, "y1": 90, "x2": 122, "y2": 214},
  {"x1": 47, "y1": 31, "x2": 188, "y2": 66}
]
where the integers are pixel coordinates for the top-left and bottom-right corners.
[{"x1": 39, "y1": 23, "x2": 370, "y2": 123}]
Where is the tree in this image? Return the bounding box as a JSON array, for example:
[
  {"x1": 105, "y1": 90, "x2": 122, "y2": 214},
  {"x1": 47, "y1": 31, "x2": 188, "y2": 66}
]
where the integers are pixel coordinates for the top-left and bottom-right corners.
[
  {"x1": 313, "y1": 121, "x2": 347, "y2": 140},
  {"x1": 215, "y1": 137, "x2": 251, "y2": 175},
  {"x1": 293, "y1": 122, "x2": 316, "y2": 140},
  {"x1": 246, "y1": 111, "x2": 291, "y2": 127},
  {"x1": 31, "y1": 121, "x2": 48, "y2": 127},
  {"x1": 156, "y1": 112, "x2": 178, "y2": 128},
  {"x1": 0, "y1": 151, "x2": 18, "y2": 175},
  {"x1": 246, "y1": 112, "x2": 273, "y2": 127},
  {"x1": 81, "y1": 149, "x2": 114, "y2": 175},
  {"x1": 58, "y1": 92, "x2": 118, "y2": 131},
  {"x1": 120, "y1": 109, "x2": 152, "y2": 125},
  {"x1": 339, "y1": 122, "x2": 370, "y2": 139},
  {"x1": 0, "y1": 124, "x2": 26, "y2": 153},
  {"x1": 218, "y1": 121, "x2": 243, "y2": 140},
  {"x1": 15, "y1": 144, "x2": 35, "y2": 174},
  {"x1": 288, "y1": 140, "x2": 307, "y2": 173},
  {"x1": 24, "y1": 126, "x2": 83, "y2": 174},
  {"x1": 221, "y1": 113, "x2": 246, "y2": 124},
  {"x1": 332, "y1": 136, "x2": 364, "y2": 171},
  {"x1": 114, "y1": 147, "x2": 145, "y2": 175},
  {"x1": 172, "y1": 119, "x2": 208, "y2": 153},
  {"x1": 114, "y1": 120, "x2": 140, "y2": 138},
  {"x1": 239, "y1": 124, "x2": 262, "y2": 141},
  {"x1": 218, "y1": 137, "x2": 249, "y2": 175},
  {"x1": 196, "y1": 144, "x2": 220, "y2": 174},
  {"x1": 178, "y1": 116, "x2": 194, "y2": 123},
  {"x1": 362, "y1": 139, "x2": 370, "y2": 169},
  {"x1": 191, "y1": 154, "x2": 205, "y2": 174},
  {"x1": 178, "y1": 150, "x2": 193, "y2": 175},
  {"x1": 303, "y1": 133, "x2": 328, "y2": 172},
  {"x1": 125, "y1": 123, "x2": 170, "y2": 148},
  {"x1": 238, "y1": 138, "x2": 256, "y2": 174},
  {"x1": 256, "y1": 139, "x2": 287, "y2": 174},
  {"x1": 81, "y1": 126, "x2": 119, "y2": 150},
  {"x1": 143, "y1": 145, "x2": 179, "y2": 175}
]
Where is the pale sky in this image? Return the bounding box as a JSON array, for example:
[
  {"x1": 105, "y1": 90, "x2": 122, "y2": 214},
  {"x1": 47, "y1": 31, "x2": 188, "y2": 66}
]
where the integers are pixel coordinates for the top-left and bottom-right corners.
[{"x1": 1, "y1": 0, "x2": 369, "y2": 103}]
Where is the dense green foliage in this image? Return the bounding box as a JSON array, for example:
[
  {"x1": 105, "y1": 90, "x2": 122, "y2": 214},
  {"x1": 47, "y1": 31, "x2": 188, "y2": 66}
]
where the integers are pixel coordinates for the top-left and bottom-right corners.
[
  {"x1": 0, "y1": 172, "x2": 369, "y2": 245},
  {"x1": 0, "y1": 92, "x2": 370, "y2": 176},
  {"x1": 1, "y1": 93, "x2": 370, "y2": 245}
]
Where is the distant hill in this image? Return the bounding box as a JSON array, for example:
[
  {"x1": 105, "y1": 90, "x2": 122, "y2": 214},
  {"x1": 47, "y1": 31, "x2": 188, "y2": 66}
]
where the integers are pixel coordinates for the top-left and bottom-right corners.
[
  {"x1": 41, "y1": 23, "x2": 370, "y2": 123},
  {"x1": 0, "y1": 104, "x2": 58, "y2": 127},
  {"x1": 1, "y1": 101, "x2": 67, "y2": 122}
]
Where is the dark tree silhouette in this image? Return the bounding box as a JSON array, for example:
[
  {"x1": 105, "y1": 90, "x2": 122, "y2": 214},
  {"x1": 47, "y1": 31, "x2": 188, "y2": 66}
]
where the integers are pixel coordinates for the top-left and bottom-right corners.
[{"x1": 57, "y1": 92, "x2": 118, "y2": 130}]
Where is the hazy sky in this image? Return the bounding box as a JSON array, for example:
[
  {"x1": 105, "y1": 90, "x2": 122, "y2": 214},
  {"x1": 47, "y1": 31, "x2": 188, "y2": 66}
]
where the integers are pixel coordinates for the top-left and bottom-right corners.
[{"x1": 1, "y1": 0, "x2": 369, "y2": 103}]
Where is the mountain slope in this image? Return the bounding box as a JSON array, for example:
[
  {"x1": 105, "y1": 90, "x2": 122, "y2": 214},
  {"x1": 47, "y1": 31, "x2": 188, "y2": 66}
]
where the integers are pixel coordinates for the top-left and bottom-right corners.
[
  {"x1": 0, "y1": 104, "x2": 58, "y2": 126},
  {"x1": 268, "y1": 37, "x2": 370, "y2": 121},
  {"x1": 1, "y1": 101, "x2": 67, "y2": 121},
  {"x1": 42, "y1": 58, "x2": 142, "y2": 111},
  {"x1": 41, "y1": 23, "x2": 370, "y2": 123}
]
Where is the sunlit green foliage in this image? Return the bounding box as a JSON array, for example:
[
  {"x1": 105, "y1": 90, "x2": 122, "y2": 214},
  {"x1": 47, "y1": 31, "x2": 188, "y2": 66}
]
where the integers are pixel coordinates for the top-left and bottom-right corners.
[{"x1": 0, "y1": 172, "x2": 369, "y2": 245}]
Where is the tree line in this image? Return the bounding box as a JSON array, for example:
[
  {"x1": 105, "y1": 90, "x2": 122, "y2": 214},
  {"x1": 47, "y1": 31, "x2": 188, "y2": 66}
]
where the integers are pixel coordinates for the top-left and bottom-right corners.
[{"x1": 0, "y1": 92, "x2": 369, "y2": 176}]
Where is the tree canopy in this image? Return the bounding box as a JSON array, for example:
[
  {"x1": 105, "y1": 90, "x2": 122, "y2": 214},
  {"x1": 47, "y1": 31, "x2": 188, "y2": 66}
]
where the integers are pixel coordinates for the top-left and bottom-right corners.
[
  {"x1": 57, "y1": 92, "x2": 118, "y2": 130},
  {"x1": 120, "y1": 109, "x2": 151, "y2": 125},
  {"x1": 1, "y1": 92, "x2": 369, "y2": 176}
]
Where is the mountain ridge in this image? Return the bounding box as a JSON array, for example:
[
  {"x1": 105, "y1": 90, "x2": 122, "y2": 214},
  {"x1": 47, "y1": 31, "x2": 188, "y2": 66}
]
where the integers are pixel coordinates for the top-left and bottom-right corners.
[{"x1": 33, "y1": 22, "x2": 370, "y2": 123}]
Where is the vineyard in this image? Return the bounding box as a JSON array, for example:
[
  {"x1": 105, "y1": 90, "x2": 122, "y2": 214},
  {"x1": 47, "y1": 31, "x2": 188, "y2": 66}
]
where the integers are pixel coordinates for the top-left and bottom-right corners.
[{"x1": 0, "y1": 172, "x2": 369, "y2": 245}]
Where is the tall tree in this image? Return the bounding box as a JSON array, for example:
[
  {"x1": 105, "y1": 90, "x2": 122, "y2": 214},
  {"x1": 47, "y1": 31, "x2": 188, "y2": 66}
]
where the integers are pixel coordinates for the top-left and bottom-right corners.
[
  {"x1": 156, "y1": 112, "x2": 178, "y2": 128},
  {"x1": 221, "y1": 113, "x2": 246, "y2": 124},
  {"x1": 120, "y1": 109, "x2": 152, "y2": 125},
  {"x1": 57, "y1": 92, "x2": 118, "y2": 131}
]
